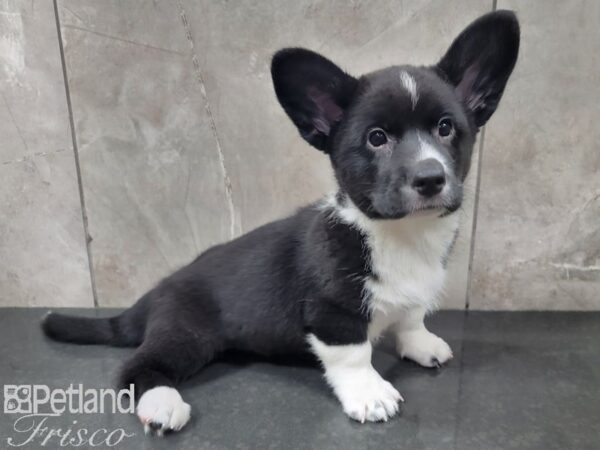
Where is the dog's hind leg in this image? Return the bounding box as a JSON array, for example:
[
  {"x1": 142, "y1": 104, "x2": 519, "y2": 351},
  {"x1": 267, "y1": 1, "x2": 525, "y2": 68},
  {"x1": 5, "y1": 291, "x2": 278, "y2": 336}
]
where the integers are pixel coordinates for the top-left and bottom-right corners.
[{"x1": 119, "y1": 302, "x2": 224, "y2": 436}]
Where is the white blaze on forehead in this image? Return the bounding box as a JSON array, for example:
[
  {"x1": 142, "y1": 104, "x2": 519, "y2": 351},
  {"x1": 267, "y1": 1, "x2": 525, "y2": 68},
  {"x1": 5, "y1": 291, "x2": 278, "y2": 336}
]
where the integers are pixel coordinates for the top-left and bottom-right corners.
[{"x1": 399, "y1": 70, "x2": 418, "y2": 110}]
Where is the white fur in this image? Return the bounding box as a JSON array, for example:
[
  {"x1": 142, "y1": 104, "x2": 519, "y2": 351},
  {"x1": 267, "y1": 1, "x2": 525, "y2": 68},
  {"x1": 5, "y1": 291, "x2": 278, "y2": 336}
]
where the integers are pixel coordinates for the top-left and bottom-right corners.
[
  {"x1": 399, "y1": 70, "x2": 419, "y2": 110},
  {"x1": 307, "y1": 334, "x2": 402, "y2": 423},
  {"x1": 136, "y1": 386, "x2": 191, "y2": 435},
  {"x1": 333, "y1": 195, "x2": 458, "y2": 319},
  {"x1": 329, "y1": 195, "x2": 456, "y2": 366},
  {"x1": 314, "y1": 194, "x2": 457, "y2": 417},
  {"x1": 393, "y1": 307, "x2": 453, "y2": 367},
  {"x1": 397, "y1": 328, "x2": 453, "y2": 367},
  {"x1": 417, "y1": 131, "x2": 449, "y2": 171}
]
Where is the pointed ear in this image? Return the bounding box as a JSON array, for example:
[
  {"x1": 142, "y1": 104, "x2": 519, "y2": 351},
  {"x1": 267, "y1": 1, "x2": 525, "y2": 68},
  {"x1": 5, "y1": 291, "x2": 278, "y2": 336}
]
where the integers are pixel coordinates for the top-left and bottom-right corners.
[
  {"x1": 437, "y1": 10, "x2": 520, "y2": 128},
  {"x1": 271, "y1": 48, "x2": 358, "y2": 152}
]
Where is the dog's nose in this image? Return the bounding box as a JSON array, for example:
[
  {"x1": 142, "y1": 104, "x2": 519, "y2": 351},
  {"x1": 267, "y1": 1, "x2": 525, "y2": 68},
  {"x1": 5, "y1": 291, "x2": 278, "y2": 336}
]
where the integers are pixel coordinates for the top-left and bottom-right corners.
[{"x1": 411, "y1": 159, "x2": 446, "y2": 197}]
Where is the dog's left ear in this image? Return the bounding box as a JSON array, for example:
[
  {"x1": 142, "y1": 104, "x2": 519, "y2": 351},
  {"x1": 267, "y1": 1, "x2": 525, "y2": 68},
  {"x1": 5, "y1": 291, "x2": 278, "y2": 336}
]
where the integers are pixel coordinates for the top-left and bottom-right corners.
[
  {"x1": 271, "y1": 48, "x2": 358, "y2": 152},
  {"x1": 437, "y1": 10, "x2": 520, "y2": 128}
]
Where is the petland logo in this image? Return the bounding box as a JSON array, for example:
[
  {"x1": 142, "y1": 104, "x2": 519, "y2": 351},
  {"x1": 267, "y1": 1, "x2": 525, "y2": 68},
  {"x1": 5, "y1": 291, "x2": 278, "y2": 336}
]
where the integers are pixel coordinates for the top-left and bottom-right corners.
[{"x1": 3, "y1": 384, "x2": 136, "y2": 447}]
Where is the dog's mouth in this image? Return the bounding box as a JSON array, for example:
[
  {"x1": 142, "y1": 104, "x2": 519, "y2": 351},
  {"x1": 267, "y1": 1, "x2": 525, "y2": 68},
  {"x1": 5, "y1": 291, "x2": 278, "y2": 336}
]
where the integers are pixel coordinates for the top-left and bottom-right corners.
[
  {"x1": 411, "y1": 205, "x2": 447, "y2": 216},
  {"x1": 360, "y1": 183, "x2": 464, "y2": 220},
  {"x1": 371, "y1": 198, "x2": 462, "y2": 220}
]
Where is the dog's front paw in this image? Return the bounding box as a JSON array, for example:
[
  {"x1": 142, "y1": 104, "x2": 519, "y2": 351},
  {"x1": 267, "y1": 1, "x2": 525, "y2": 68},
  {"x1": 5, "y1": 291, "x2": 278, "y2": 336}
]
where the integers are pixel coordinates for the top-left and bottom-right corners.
[
  {"x1": 397, "y1": 329, "x2": 453, "y2": 368},
  {"x1": 137, "y1": 387, "x2": 191, "y2": 436},
  {"x1": 335, "y1": 368, "x2": 403, "y2": 423}
]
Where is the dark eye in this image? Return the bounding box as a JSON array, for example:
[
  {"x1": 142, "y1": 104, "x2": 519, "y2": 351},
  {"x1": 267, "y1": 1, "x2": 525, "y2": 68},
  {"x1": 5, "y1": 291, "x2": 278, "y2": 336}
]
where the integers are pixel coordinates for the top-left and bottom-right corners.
[
  {"x1": 437, "y1": 118, "x2": 454, "y2": 137},
  {"x1": 367, "y1": 128, "x2": 388, "y2": 147}
]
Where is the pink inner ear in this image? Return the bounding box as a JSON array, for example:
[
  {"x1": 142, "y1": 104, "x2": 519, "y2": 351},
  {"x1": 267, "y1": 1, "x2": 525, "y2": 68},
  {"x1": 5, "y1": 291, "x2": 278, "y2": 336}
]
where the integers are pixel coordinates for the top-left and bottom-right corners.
[
  {"x1": 313, "y1": 117, "x2": 332, "y2": 135},
  {"x1": 307, "y1": 86, "x2": 343, "y2": 136},
  {"x1": 456, "y1": 63, "x2": 486, "y2": 111}
]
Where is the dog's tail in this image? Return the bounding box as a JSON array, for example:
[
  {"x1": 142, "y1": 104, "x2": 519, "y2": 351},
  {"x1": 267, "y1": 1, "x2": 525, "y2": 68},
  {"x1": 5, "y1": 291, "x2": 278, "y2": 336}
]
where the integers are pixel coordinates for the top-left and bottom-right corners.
[{"x1": 41, "y1": 297, "x2": 149, "y2": 347}]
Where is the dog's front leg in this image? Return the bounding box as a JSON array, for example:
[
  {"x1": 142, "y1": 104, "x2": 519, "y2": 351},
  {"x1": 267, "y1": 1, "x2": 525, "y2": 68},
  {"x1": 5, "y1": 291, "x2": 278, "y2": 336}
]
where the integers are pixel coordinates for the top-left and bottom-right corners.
[
  {"x1": 308, "y1": 334, "x2": 403, "y2": 423},
  {"x1": 394, "y1": 307, "x2": 453, "y2": 368}
]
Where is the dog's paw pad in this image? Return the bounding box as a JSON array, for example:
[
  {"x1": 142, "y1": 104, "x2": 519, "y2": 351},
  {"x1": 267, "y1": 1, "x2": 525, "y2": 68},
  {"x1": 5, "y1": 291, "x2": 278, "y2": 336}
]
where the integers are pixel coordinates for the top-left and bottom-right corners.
[{"x1": 137, "y1": 386, "x2": 191, "y2": 436}]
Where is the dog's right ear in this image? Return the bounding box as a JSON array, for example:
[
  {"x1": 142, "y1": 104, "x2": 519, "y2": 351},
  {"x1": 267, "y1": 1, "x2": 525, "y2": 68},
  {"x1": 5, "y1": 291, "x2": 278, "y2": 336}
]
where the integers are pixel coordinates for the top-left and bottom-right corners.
[{"x1": 271, "y1": 48, "x2": 357, "y2": 152}]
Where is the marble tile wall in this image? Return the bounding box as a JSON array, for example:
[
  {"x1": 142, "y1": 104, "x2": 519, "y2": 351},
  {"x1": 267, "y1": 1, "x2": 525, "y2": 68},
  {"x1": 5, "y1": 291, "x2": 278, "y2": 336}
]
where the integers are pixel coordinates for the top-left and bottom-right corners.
[
  {"x1": 2, "y1": 1, "x2": 598, "y2": 310},
  {"x1": 468, "y1": 0, "x2": 600, "y2": 310},
  {"x1": 58, "y1": 1, "x2": 232, "y2": 307},
  {"x1": 0, "y1": 0, "x2": 93, "y2": 306}
]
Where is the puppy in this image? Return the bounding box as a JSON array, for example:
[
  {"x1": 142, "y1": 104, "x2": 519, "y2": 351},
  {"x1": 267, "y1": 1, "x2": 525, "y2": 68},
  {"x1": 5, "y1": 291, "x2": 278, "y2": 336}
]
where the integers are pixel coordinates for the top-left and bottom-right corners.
[{"x1": 42, "y1": 11, "x2": 519, "y2": 434}]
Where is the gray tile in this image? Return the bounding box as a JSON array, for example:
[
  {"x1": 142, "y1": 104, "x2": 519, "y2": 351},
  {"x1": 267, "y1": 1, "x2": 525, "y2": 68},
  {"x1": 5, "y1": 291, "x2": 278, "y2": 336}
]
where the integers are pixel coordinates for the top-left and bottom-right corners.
[
  {"x1": 2, "y1": 309, "x2": 599, "y2": 449},
  {"x1": 0, "y1": 1, "x2": 70, "y2": 162},
  {"x1": 0, "y1": 309, "x2": 129, "y2": 448},
  {"x1": 0, "y1": 0, "x2": 93, "y2": 307},
  {"x1": 455, "y1": 312, "x2": 600, "y2": 450},
  {"x1": 469, "y1": 1, "x2": 600, "y2": 310},
  {"x1": 180, "y1": 0, "x2": 492, "y2": 308},
  {"x1": 58, "y1": 1, "x2": 232, "y2": 306},
  {"x1": 0, "y1": 309, "x2": 467, "y2": 450}
]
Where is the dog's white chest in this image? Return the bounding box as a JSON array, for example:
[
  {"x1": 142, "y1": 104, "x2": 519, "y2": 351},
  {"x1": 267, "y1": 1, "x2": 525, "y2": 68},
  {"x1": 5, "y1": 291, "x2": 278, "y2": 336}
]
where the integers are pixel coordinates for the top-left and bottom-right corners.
[
  {"x1": 362, "y1": 214, "x2": 459, "y2": 338},
  {"x1": 329, "y1": 195, "x2": 460, "y2": 338}
]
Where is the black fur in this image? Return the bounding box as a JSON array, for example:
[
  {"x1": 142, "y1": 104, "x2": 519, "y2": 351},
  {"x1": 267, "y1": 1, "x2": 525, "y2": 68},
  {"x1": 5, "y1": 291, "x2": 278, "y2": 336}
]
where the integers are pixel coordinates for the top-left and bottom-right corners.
[
  {"x1": 436, "y1": 10, "x2": 520, "y2": 128},
  {"x1": 42, "y1": 11, "x2": 519, "y2": 408}
]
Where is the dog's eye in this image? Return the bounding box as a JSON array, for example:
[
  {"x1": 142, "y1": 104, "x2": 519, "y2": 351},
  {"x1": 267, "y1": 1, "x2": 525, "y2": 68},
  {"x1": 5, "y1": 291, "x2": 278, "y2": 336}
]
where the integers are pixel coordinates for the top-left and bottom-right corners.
[
  {"x1": 437, "y1": 118, "x2": 454, "y2": 138},
  {"x1": 367, "y1": 129, "x2": 388, "y2": 147}
]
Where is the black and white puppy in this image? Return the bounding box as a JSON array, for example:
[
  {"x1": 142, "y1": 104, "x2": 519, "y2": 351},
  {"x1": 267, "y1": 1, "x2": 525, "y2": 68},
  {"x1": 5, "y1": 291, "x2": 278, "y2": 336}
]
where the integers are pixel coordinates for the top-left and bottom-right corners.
[{"x1": 43, "y1": 11, "x2": 519, "y2": 434}]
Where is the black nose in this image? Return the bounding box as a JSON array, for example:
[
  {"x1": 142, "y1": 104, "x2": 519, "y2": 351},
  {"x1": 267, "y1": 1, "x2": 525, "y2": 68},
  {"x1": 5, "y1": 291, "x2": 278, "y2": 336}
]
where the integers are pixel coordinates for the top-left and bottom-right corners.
[{"x1": 411, "y1": 159, "x2": 446, "y2": 197}]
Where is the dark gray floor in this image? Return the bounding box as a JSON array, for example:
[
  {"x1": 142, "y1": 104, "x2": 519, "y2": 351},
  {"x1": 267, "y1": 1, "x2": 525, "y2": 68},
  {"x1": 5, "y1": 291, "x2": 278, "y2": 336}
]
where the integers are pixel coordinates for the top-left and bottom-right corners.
[{"x1": 1, "y1": 309, "x2": 599, "y2": 450}]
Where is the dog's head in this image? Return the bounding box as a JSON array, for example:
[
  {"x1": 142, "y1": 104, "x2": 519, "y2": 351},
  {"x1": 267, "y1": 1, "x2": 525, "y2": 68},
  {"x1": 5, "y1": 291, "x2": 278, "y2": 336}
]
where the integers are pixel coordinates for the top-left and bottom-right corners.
[{"x1": 272, "y1": 11, "x2": 519, "y2": 219}]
